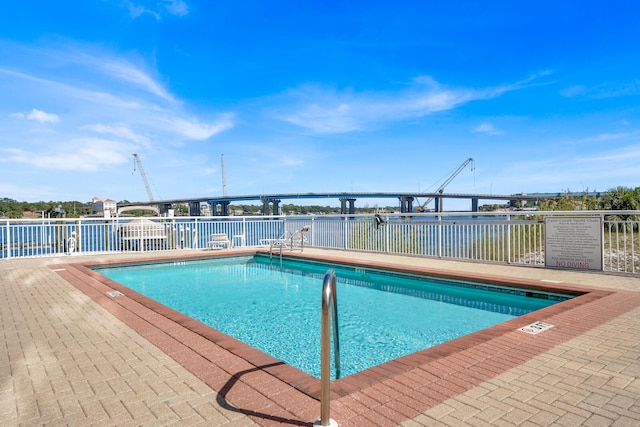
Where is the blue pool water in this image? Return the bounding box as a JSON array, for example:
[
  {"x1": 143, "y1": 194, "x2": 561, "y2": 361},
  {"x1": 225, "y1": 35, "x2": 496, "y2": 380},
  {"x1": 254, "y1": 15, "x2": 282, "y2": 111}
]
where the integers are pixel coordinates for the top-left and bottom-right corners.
[{"x1": 95, "y1": 255, "x2": 569, "y2": 378}]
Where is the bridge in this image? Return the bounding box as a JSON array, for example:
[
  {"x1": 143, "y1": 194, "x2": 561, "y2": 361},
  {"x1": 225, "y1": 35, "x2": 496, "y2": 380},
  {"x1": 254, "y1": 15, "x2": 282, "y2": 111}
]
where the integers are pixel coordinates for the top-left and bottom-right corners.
[{"x1": 119, "y1": 191, "x2": 603, "y2": 216}]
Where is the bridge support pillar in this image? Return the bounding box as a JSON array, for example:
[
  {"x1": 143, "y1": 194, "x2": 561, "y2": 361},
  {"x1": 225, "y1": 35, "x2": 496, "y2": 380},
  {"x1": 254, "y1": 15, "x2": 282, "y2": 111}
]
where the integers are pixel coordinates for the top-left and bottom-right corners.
[
  {"x1": 339, "y1": 198, "x2": 356, "y2": 215},
  {"x1": 159, "y1": 203, "x2": 172, "y2": 216},
  {"x1": 471, "y1": 197, "x2": 479, "y2": 212},
  {"x1": 434, "y1": 197, "x2": 442, "y2": 212},
  {"x1": 261, "y1": 198, "x2": 281, "y2": 215},
  {"x1": 219, "y1": 201, "x2": 230, "y2": 216},
  {"x1": 399, "y1": 196, "x2": 414, "y2": 213},
  {"x1": 189, "y1": 202, "x2": 201, "y2": 216},
  {"x1": 208, "y1": 201, "x2": 230, "y2": 216}
]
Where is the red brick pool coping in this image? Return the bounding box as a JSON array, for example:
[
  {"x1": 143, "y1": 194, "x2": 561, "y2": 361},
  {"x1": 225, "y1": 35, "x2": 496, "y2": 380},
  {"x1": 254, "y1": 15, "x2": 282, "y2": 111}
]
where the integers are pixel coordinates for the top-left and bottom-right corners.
[{"x1": 52, "y1": 250, "x2": 640, "y2": 426}]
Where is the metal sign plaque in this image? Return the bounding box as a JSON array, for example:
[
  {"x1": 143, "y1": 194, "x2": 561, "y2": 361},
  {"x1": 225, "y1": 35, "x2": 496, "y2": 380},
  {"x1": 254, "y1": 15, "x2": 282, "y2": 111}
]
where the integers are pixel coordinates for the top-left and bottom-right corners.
[{"x1": 545, "y1": 216, "x2": 603, "y2": 270}]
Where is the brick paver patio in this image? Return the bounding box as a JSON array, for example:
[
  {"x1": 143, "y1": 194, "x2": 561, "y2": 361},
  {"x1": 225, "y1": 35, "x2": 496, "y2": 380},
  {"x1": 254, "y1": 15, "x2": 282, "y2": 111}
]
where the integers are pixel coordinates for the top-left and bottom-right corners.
[{"x1": 2, "y1": 249, "x2": 639, "y2": 426}]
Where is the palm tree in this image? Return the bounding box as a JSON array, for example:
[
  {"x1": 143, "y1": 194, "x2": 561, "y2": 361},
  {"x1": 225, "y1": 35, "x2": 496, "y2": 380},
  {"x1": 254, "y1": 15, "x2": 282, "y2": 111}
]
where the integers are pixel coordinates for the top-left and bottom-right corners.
[{"x1": 600, "y1": 186, "x2": 640, "y2": 227}]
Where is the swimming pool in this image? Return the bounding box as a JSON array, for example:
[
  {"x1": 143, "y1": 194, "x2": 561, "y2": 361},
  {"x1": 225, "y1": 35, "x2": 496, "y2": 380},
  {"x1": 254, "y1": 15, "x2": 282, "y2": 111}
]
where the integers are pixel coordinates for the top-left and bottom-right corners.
[{"x1": 94, "y1": 255, "x2": 571, "y2": 379}]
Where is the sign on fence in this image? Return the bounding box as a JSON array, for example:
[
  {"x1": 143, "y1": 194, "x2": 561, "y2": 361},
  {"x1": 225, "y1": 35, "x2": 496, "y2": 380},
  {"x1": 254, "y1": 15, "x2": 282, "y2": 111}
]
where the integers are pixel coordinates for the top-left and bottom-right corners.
[{"x1": 545, "y1": 216, "x2": 602, "y2": 271}]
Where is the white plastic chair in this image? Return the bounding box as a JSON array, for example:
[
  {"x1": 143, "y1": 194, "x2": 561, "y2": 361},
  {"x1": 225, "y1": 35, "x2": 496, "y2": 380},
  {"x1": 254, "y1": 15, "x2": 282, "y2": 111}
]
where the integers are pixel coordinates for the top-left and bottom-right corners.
[{"x1": 206, "y1": 233, "x2": 231, "y2": 249}]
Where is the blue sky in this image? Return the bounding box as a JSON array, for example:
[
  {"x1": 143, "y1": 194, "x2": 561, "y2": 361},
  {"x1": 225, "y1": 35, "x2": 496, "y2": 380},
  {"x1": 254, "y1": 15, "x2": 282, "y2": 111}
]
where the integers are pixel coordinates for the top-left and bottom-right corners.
[{"x1": 1, "y1": 1, "x2": 639, "y2": 209}]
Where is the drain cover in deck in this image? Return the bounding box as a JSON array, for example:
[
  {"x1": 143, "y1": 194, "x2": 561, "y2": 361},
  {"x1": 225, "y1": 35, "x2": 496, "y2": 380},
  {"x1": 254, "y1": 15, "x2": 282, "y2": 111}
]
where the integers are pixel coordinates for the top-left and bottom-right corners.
[
  {"x1": 519, "y1": 321, "x2": 554, "y2": 335},
  {"x1": 106, "y1": 291, "x2": 124, "y2": 298}
]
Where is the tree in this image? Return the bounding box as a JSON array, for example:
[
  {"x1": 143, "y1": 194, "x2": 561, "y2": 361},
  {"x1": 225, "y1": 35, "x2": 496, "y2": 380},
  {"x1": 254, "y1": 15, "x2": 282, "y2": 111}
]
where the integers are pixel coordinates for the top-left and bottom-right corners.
[
  {"x1": 581, "y1": 189, "x2": 600, "y2": 210},
  {"x1": 0, "y1": 198, "x2": 23, "y2": 218},
  {"x1": 600, "y1": 186, "x2": 640, "y2": 211},
  {"x1": 538, "y1": 198, "x2": 576, "y2": 211},
  {"x1": 599, "y1": 186, "x2": 640, "y2": 223},
  {"x1": 165, "y1": 204, "x2": 186, "y2": 216}
]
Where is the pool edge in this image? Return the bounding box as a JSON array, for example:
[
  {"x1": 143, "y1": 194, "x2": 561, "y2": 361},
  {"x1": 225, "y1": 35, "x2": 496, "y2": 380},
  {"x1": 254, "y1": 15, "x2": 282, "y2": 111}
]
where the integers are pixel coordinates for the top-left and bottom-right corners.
[{"x1": 51, "y1": 250, "x2": 638, "y2": 424}]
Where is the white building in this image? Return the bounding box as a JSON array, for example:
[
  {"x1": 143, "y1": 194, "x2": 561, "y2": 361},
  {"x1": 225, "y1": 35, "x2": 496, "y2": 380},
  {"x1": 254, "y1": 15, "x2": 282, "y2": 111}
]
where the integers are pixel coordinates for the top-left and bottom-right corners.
[{"x1": 92, "y1": 197, "x2": 117, "y2": 216}]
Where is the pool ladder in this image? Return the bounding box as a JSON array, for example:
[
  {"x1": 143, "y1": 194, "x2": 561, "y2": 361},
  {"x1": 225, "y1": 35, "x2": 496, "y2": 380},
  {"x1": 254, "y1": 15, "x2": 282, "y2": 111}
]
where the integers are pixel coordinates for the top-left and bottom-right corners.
[{"x1": 315, "y1": 269, "x2": 341, "y2": 427}]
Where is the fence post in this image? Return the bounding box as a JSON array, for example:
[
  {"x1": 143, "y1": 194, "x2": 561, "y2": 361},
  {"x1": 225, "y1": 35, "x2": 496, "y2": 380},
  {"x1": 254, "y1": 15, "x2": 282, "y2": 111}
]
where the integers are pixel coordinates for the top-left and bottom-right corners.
[
  {"x1": 140, "y1": 219, "x2": 145, "y2": 252},
  {"x1": 599, "y1": 213, "x2": 606, "y2": 272},
  {"x1": 385, "y1": 217, "x2": 390, "y2": 254},
  {"x1": 4, "y1": 220, "x2": 10, "y2": 259},
  {"x1": 310, "y1": 216, "x2": 315, "y2": 247},
  {"x1": 193, "y1": 218, "x2": 199, "y2": 249},
  {"x1": 343, "y1": 216, "x2": 348, "y2": 250},
  {"x1": 76, "y1": 220, "x2": 82, "y2": 254},
  {"x1": 104, "y1": 220, "x2": 110, "y2": 252},
  {"x1": 507, "y1": 214, "x2": 512, "y2": 264},
  {"x1": 437, "y1": 215, "x2": 442, "y2": 258}
]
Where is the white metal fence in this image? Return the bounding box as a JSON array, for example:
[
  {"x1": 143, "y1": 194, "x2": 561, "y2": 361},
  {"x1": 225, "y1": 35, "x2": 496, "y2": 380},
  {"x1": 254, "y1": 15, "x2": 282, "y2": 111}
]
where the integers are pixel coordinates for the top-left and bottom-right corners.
[{"x1": 1, "y1": 211, "x2": 638, "y2": 274}]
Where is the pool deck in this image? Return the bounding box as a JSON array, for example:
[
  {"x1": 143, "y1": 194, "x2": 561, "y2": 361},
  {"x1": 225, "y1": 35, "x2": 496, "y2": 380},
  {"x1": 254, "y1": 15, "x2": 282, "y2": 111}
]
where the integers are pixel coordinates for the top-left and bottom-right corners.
[{"x1": 2, "y1": 248, "x2": 639, "y2": 426}]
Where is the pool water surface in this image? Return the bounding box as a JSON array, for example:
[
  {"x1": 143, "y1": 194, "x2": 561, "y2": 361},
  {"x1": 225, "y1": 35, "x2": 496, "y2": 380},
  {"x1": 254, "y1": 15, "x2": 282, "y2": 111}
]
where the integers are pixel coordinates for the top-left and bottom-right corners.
[{"x1": 95, "y1": 255, "x2": 570, "y2": 378}]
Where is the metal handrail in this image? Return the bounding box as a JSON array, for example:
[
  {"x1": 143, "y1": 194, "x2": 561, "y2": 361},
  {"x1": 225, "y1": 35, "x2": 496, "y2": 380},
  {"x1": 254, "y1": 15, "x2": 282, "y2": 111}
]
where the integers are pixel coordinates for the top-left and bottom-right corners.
[{"x1": 318, "y1": 269, "x2": 340, "y2": 426}]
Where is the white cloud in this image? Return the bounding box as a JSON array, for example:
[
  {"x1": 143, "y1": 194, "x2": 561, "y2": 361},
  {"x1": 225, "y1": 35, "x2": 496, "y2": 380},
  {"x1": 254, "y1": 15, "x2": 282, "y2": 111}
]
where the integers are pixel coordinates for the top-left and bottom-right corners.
[
  {"x1": 560, "y1": 85, "x2": 587, "y2": 98},
  {"x1": 280, "y1": 155, "x2": 304, "y2": 166},
  {"x1": 500, "y1": 141, "x2": 640, "y2": 192},
  {"x1": 125, "y1": 0, "x2": 189, "y2": 19},
  {"x1": 161, "y1": 113, "x2": 234, "y2": 140},
  {"x1": 99, "y1": 58, "x2": 174, "y2": 102},
  {"x1": 473, "y1": 122, "x2": 503, "y2": 135},
  {"x1": 579, "y1": 144, "x2": 640, "y2": 163},
  {"x1": 3, "y1": 139, "x2": 133, "y2": 171},
  {"x1": 583, "y1": 132, "x2": 628, "y2": 142},
  {"x1": 28, "y1": 109, "x2": 60, "y2": 123},
  {"x1": 560, "y1": 81, "x2": 640, "y2": 99},
  {"x1": 163, "y1": 0, "x2": 189, "y2": 16},
  {"x1": 246, "y1": 145, "x2": 311, "y2": 170},
  {"x1": 280, "y1": 99, "x2": 361, "y2": 133},
  {"x1": 2, "y1": 47, "x2": 175, "y2": 103},
  {"x1": 52, "y1": 49, "x2": 176, "y2": 102},
  {"x1": 82, "y1": 124, "x2": 148, "y2": 144},
  {"x1": 275, "y1": 74, "x2": 542, "y2": 134},
  {"x1": 1, "y1": 45, "x2": 234, "y2": 148},
  {"x1": 127, "y1": 3, "x2": 158, "y2": 19},
  {"x1": 10, "y1": 108, "x2": 60, "y2": 123}
]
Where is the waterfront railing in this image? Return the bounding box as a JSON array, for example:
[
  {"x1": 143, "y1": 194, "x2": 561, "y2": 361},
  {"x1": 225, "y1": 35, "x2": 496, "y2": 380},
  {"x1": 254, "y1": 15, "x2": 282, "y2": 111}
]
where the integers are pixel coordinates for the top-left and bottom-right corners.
[{"x1": 1, "y1": 211, "x2": 638, "y2": 274}]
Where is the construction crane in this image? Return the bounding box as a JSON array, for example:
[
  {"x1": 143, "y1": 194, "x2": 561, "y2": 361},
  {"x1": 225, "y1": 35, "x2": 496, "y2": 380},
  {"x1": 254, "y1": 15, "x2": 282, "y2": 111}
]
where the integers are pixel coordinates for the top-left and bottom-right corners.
[
  {"x1": 221, "y1": 154, "x2": 228, "y2": 197},
  {"x1": 132, "y1": 153, "x2": 155, "y2": 202},
  {"x1": 416, "y1": 157, "x2": 474, "y2": 212}
]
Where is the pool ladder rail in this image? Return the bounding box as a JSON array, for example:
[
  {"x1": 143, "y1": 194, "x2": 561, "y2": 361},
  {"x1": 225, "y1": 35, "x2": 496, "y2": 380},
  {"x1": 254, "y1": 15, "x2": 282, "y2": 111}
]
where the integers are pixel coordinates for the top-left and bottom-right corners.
[{"x1": 315, "y1": 269, "x2": 341, "y2": 427}]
